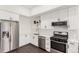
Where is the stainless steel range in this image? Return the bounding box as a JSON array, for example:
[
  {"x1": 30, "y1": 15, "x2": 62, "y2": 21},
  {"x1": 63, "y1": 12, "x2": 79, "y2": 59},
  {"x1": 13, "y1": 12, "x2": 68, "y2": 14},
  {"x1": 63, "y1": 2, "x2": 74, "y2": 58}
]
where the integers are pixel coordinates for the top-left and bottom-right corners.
[{"x1": 50, "y1": 31, "x2": 68, "y2": 53}]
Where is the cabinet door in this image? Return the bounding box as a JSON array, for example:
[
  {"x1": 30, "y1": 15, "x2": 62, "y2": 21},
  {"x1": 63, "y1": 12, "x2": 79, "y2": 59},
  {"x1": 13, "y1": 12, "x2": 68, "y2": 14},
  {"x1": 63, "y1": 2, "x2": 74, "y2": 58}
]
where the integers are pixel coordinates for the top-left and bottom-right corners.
[
  {"x1": 59, "y1": 8, "x2": 68, "y2": 21},
  {"x1": 68, "y1": 30, "x2": 78, "y2": 42},
  {"x1": 40, "y1": 15, "x2": 52, "y2": 29},
  {"x1": 45, "y1": 38, "x2": 50, "y2": 52},
  {"x1": 40, "y1": 19, "x2": 51, "y2": 29},
  {"x1": 40, "y1": 19, "x2": 46, "y2": 29},
  {"x1": 32, "y1": 35, "x2": 38, "y2": 46},
  {"x1": 68, "y1": 42, "x2": 78, "y2": 53},
  {"x1": 68, "y1": 7, "x2": 78, "y2": 29},
  {"x1": 52, "y1": 8, "x2": 68, "y2": 21}
]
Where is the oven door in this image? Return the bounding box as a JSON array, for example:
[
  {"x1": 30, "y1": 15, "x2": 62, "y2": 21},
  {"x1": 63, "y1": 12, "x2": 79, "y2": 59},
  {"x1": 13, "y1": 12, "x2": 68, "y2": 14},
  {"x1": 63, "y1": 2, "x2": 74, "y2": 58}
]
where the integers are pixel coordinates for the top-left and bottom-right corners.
[{"x1": 51, "y1": 40, "x2": 66, "y2": 53}]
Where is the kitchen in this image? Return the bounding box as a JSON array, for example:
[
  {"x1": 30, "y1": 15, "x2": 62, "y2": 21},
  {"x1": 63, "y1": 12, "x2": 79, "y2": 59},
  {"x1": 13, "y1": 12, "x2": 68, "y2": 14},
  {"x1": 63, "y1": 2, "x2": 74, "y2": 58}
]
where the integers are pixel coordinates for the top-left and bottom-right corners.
[{"x1": 0, "y1": 5, "x2": 79, "y2": 53}]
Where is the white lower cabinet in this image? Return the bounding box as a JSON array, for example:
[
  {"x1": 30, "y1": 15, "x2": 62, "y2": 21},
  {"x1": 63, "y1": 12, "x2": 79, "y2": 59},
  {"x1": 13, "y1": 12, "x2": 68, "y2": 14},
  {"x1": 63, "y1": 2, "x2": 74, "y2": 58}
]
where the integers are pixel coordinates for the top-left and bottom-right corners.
[
  {"x1": 68, "y1": 30, "x2": 79, "y2": 53},
  {"x1": 68, "y1": 41, "x2": 78, "y2": 53},
  {"x1": 45, "y1": 37, "x2": 51, "y2": 52},
  {"x1": 32, "y1": 35, "x2": 38, "y2": 46}
]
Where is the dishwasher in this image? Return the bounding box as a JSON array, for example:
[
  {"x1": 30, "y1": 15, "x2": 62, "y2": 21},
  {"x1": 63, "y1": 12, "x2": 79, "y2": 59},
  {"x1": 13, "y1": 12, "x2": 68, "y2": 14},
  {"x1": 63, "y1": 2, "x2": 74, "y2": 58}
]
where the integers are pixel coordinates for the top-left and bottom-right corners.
[{"x1": 38, "y1": 36, "x2": 46, "y2": 49}]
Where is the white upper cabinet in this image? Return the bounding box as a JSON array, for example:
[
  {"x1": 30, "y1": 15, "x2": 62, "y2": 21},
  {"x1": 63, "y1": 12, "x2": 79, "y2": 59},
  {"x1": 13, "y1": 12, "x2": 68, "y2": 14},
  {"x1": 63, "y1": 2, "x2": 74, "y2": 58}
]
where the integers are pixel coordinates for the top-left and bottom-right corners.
[
  {"x1": 68, "y1": 6, "x2": 78, "y2": 29},
  {"x1": 0, "y1": 10, "x2": 19, "y2": 21},
  {"x1": 40, "y1": 11, "x2": 58, "y2": 29},
  {"x1": 58, "y1": 8, "x2": 68, "y2": 21},
  {"x1": 40, "y1": 16, "x2": 52, "y2": 29},
  {"x1": 32, "y1": 16, "x2": 40, "y2": 33},
  {"x1": 40, "y1": 8, "x2": 69, "y2": 29},
  {"x1": 38, "y1": 6, "x2": 79, "y2": 30},
  {"x1": 8, "y1": 13, "x2": 19, "y2": 21}
]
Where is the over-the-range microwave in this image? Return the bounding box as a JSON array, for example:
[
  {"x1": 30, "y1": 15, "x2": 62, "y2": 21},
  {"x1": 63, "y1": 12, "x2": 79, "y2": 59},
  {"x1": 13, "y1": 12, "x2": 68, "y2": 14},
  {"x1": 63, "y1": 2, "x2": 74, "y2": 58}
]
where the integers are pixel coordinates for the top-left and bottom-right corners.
[{"x1": 51, "y1": 21, "x2": 67, "y2": 26}]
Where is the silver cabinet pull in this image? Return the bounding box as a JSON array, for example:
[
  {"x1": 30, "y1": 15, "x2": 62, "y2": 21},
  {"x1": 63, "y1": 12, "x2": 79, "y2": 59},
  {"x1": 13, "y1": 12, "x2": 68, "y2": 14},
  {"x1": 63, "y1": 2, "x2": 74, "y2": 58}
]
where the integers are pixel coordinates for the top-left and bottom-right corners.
[
  {"x1": 33, "y1": 36, "x2": 35, "y2": 39},
  {"x1": 70, "y1": 42, "x2": 75, "y2": 45},
  {"x1": 67, "y1": 44, "x2": 69, "y2": 49}
]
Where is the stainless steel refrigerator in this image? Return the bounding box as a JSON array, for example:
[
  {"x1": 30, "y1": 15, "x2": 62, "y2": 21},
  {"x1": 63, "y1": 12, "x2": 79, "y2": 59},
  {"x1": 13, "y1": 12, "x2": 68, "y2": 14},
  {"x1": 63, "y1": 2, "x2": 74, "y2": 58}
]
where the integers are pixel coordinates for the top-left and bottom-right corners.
[{"x1": 0, "y1": 20, "x2": 19, "y2": 52}]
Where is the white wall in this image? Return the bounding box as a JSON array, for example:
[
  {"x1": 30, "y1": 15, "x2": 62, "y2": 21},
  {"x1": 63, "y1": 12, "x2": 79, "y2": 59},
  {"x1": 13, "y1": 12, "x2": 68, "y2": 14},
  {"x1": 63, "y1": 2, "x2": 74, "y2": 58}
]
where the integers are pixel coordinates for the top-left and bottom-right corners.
[
  {"x1": 19, "y1": 15, "x2": 32, "y2": 46},
  {"x1": 0, "y1": 5, "x2": 30, "y2": 17}
]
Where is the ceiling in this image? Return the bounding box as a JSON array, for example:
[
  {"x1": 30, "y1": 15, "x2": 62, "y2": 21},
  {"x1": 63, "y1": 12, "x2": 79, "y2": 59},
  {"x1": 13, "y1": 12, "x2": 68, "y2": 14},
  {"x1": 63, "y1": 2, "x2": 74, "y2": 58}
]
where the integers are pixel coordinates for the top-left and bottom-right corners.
[
  {"x1": 21, "y1": 5, "x2": 63, "y2": 16},
  {"x1": 21, "y1": 5, "x2": 42, "y2": 9},
  {"x1": 0, "y1": 5, "x2": 63, "y2": 17}
]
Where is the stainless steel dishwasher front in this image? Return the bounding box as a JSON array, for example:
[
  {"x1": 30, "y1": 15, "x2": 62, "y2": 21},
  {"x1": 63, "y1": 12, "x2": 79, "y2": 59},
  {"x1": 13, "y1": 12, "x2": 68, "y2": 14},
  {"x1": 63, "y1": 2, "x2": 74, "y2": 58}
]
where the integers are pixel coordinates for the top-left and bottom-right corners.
[{"x1": 38, "y1": 36, "x2": 46, "y2": 49}]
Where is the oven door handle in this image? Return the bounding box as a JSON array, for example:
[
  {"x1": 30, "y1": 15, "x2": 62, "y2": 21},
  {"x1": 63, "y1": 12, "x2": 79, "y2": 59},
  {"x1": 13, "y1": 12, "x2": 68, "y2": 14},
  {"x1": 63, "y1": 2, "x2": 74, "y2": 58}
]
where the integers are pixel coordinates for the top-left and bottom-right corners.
[{"x1": 51, "y1": 40, "x2": 66, "y2": 44}]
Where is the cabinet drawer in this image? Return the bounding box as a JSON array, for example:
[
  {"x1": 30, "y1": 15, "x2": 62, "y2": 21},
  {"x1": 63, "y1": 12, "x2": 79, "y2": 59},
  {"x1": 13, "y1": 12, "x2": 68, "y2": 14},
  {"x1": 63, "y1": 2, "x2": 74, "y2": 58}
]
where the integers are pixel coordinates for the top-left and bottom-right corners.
[
  {"x1": 46, "y1": 47, "x2": 50, "y2": 52},
  {"x1": 68, "y1": 41, "x2": 78, "y2": 53},
  {"x1": 46, "y1": 47, "x2": 49, "y2": 50},
  {"x1": 46, "y1": 41, "x2": 50, "y2": 44}
]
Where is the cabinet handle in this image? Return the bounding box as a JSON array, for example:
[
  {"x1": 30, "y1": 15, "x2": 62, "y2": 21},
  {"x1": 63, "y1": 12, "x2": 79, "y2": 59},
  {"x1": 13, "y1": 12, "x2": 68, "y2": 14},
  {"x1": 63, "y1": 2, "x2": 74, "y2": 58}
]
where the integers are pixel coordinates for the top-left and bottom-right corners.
[
  {"x1": 67, "y1": 44, "x2": 69, "y2": 49},
  {"x1": 47, "y1": 43, "x2": 49, "y2": 45},
  {"x1": 70, "y1": 42, "x2": 75, "y2": 45},
  {"x1": 33, "y1": 36, "x2": 35, "y2": 39}
]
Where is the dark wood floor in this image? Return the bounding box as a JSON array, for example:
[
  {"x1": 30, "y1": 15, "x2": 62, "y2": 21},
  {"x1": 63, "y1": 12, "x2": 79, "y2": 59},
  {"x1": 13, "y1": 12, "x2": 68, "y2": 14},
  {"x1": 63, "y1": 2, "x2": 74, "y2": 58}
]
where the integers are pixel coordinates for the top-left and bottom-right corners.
[{"x1": 8, "y1": 43, "x2": 48, "y2": 53}]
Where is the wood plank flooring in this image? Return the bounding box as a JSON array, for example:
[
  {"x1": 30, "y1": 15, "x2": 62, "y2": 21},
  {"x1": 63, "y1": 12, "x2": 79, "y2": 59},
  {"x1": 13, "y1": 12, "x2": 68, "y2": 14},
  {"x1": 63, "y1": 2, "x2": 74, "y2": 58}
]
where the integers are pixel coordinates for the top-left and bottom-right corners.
[{"x1": 8, "y1": 43, "x2": 48, "y2": 53}]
